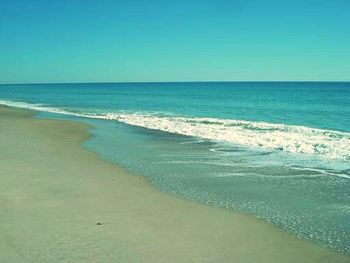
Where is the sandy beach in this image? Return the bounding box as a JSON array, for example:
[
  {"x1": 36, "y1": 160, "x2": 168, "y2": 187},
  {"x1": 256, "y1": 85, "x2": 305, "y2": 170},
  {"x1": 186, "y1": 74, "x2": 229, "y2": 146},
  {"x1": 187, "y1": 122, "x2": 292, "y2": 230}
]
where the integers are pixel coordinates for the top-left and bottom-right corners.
[{"x1": 0, "y1": 105, "x2": 349, "y2": 263}]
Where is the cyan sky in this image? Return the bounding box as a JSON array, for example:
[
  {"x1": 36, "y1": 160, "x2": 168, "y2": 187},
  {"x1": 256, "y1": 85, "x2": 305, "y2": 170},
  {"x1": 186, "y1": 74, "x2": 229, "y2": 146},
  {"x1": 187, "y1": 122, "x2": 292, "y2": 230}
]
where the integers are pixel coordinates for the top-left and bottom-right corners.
[{"x1": 1, "y1": 0, "x2": 349, "y2": 83}]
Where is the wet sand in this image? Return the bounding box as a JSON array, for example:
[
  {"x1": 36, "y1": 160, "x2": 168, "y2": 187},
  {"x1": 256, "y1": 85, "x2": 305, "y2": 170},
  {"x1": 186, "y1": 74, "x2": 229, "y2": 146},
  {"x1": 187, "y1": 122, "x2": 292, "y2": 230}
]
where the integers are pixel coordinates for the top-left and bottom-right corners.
[{"x1": 0, "y1": 106, "x2": 349, "y2": 262}]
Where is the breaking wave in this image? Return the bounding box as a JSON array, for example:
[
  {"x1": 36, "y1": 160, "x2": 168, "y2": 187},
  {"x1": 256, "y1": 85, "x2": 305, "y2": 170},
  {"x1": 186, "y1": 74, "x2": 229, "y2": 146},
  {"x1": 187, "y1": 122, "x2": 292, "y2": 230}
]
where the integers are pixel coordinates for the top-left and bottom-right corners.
[{"x1": 1, "y1": 99, "x2": 350, "y2": 161}]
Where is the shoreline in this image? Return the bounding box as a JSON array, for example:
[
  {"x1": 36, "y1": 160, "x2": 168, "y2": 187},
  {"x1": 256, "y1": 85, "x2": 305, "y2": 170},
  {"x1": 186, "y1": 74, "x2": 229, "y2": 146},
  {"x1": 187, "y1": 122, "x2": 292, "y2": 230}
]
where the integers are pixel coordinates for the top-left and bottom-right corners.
[{"x1": 0, "y1": 105, "x2": 349, "y2": 262}]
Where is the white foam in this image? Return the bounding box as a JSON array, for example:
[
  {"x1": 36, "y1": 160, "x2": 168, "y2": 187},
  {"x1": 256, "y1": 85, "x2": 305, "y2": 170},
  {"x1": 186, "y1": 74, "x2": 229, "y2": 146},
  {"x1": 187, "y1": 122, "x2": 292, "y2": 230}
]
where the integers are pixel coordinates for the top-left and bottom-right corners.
[
  {"x1": 1, "y1": 99, "x2": 350, "y2": 161},
  {"x1": 102, "y1": 113, "x2": 350, "y2": 161}
]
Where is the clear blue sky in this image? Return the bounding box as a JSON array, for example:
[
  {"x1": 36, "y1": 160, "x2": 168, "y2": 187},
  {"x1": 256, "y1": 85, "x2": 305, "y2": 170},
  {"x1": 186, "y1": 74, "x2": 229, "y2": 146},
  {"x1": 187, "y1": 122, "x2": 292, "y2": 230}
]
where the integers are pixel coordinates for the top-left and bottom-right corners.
[{"x1": 0, "y1": 0, "x2": 349, "y2": 83}]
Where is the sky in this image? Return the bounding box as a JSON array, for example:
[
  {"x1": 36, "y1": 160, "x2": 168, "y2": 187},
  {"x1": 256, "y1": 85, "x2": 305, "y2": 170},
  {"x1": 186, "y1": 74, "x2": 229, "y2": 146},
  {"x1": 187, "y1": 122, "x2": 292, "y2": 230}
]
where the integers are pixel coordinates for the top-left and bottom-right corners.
[{"x1": 0, "y1": 0, "x2": 349, "y2": 83}]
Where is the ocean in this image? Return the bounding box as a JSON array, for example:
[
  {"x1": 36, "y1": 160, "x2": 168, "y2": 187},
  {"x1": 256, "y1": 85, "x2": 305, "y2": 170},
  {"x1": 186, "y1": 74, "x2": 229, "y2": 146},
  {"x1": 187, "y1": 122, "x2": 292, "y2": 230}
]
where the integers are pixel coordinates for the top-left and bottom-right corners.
[{"x1": 0, "y1": 82, "x2": 349, "y2": 254}]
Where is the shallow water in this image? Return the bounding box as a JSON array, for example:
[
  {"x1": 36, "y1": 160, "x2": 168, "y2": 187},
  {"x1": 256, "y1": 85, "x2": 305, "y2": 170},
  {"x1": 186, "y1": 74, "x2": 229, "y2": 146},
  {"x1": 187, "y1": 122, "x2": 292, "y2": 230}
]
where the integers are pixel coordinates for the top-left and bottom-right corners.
[{"x1": 0, "y1": 82, "x2": 349, "y2": 254}]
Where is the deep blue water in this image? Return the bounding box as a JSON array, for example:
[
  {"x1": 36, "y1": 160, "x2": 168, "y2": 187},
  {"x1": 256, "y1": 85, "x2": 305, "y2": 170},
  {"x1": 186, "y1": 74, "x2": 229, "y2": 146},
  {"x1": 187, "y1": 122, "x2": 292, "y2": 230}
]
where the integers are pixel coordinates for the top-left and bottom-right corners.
[
  {"x1": 1, "y1": 82, "x2": 350, "y2": 131},
  {"x1": 0, "y1": 82, "x2": 349, "y2": 254}
]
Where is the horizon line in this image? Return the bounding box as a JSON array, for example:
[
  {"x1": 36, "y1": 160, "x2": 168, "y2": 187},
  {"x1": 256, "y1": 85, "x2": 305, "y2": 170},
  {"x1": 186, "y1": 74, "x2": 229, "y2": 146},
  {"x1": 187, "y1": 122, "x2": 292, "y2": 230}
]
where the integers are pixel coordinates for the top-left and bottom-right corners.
[{"x1": 1, "y1": 80, "x2": 350, "y2": 85}]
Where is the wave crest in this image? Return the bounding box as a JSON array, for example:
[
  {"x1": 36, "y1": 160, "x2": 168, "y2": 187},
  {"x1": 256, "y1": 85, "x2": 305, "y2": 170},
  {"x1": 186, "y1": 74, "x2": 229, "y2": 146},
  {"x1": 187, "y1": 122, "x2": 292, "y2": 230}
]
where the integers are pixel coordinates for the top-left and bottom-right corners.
[{"x1": 1, "y1": 99, "x2": 349, "y2": 160}]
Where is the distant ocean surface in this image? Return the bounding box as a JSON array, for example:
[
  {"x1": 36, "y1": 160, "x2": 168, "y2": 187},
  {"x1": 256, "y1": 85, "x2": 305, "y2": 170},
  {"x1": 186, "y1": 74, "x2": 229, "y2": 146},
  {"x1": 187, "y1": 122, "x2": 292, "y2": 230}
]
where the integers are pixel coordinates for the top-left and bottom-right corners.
[{"x1": 1, "y1": 82, "x2": 349, "y2": 254}]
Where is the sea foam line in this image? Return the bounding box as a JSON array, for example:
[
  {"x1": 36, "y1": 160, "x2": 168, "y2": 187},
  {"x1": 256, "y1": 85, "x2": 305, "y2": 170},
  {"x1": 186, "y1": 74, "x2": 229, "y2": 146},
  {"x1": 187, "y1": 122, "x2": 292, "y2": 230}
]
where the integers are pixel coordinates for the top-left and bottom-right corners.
[{"x1": 1, "y1": 99, "x2": 349, "y2": 161}]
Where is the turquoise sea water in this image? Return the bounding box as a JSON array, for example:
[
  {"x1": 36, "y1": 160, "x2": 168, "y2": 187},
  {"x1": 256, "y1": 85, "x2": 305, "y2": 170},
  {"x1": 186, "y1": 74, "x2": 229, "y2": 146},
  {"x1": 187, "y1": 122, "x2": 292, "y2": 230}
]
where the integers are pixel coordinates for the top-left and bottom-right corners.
[{"x1": 0, "y1": 82, "x2": 349, "y2": 254}]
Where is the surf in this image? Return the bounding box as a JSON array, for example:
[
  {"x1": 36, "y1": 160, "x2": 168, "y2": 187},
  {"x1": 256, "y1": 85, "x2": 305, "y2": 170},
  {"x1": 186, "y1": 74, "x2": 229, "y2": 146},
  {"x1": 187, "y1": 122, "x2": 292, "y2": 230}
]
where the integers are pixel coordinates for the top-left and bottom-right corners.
[{"x1": 1, "y1": 99, "x2": 349, "y2": 161}]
